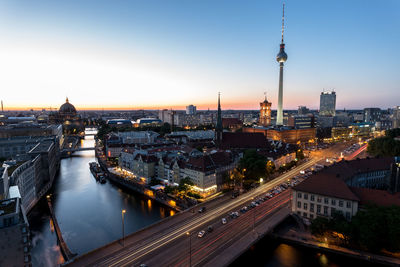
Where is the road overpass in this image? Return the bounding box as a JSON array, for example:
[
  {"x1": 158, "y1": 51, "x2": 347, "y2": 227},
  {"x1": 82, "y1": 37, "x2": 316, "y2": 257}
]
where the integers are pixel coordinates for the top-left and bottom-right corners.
[{"x1": 65, "y1": 157, "x2": 319, "y2": 267}]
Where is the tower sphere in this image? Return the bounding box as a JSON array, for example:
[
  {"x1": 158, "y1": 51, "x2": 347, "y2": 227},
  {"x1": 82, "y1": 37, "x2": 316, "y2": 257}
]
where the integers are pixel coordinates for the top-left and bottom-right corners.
[{"x1": 276, "y1": 44, "x2": 287, "y2": 63}]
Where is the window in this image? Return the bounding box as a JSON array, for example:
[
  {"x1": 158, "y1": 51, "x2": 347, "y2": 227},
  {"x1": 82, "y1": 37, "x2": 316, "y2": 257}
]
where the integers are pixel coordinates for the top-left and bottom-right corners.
[
  {"x1": 297, "y1": 211, "x2": 301, "y2": 215},
  {"x1": 297, "y1": 192, "x2": 302, "y2": 199},
  {"x1": 317, "y1": 197, "x2": 322, "y2": 203},
  {"x1": 324, "y1": 198, "x2": 329, "y2": 204},
  {"x1": 346, "y1": 212, "x2": 351, "y2": 220},
  {"x1": 297, "y1": 201, "x2": 301, "y2": 208},
  {"x1": 310, "y1": 214, "x2": 314, "y2": 219},
  {"x1": 310, "y1": 195, "x2": 315, "y2": 201},
  {"x1": 331, "y1": 199, "x2": 336, "y2": 206},
  {"x1": 346, "y1": 201, "x2": 351, "y2": 208},
  {"x1": 317, "y1": 205, "x2": 321, "y2": 214},
  {"x1": 304, "y1": 193, "x2": 308, "y2": 200},
  {"x1": 310, "y1": 203, "x2": 314, "y2": 212},
  {"x1": 331, "y1": 207, "x2": 336, "y2": 214},
  {"x1": 323, "y1": 206, "x2": 328, "y2": 215},
  {"x1": 303, "y1": 212, "x2": 307, "y2": 217},
  {"x1": 304, "y1": 203, "x2": 308, "y2": 210},
  {"x1": 339, "y1": 200, "x2": 344, "y2": 207}
]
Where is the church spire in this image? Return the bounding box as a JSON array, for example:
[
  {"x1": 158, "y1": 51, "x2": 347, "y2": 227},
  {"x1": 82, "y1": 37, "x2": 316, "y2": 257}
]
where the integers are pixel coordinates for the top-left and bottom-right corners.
[{"x1": 215, "y1": 92, "x2": 223, "y2": 146}]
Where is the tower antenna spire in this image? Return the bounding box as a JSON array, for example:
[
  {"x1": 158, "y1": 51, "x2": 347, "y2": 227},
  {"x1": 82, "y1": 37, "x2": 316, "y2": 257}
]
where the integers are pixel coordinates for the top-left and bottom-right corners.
[{"x1": 281, "y1": 3, "x2": 285, "y2": 44}]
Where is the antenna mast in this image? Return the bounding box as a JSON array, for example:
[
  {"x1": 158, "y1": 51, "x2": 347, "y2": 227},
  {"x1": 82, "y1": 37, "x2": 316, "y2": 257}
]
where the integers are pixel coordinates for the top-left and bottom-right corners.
[{"x1": 281, "y1": 3, "x2": 285, "y2": 43}]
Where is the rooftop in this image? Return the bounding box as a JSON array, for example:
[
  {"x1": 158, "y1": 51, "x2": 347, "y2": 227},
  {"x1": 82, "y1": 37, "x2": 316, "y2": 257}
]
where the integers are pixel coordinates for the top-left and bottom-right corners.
[
  {"x1": 0, "y1": 198, "x2": 18, "y2": 216},
  {"x1": 350, "y1": 187, "x2": 400, "y2": 207},
  {"x1": 220, "y1": 132, "x2": 269, "y2": 149},
  {"x1": 293, "y1": 173, "x2": 360, "y2": 201}
]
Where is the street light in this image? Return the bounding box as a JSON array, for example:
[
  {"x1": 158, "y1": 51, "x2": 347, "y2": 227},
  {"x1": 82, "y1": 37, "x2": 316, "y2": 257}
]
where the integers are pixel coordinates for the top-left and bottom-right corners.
[
  {"x1": 186, "y1": 231, "x2": 192, "y2": 267},
  {"x1": 122, "y1": 209, "x2": 126, "y2": 246},
  {"x1": 251, "y1": 197, "x2": 256, "y2": 232}
]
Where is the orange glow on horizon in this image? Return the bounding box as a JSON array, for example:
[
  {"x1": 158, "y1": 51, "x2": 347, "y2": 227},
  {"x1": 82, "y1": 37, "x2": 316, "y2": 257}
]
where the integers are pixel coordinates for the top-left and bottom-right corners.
[{"x1": 3, "y1": 102, "x2": 262, "y2": 111}]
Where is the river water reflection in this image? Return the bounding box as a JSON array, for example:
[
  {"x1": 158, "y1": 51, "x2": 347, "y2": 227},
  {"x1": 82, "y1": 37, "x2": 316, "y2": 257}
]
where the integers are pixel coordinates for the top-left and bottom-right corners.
[{"x1": 29, "y1": 132, "x2": 172, "y2": 267}]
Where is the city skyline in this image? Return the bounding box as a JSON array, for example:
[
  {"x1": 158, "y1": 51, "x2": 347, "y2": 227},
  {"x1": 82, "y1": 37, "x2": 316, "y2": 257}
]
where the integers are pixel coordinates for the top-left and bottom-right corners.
[{"x1": 0, "y1": 0, "x2": 399, "y2": 110}]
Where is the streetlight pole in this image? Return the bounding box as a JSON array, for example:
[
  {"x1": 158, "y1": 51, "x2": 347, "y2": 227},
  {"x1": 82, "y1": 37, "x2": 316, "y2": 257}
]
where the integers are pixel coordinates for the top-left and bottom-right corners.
[
  {"x1": 186, "y1": 232, "x2": 192, "y2": 267},
  {"x1": 122, "y1": 209, "x2": 126, "y2": 246},
  {"x1": 253, "y1": 206, "x2": 256, "y2": 232}
]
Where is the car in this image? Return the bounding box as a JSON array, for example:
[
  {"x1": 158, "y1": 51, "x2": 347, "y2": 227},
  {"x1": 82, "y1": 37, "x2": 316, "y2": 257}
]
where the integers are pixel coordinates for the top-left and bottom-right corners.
[
  {"x1": 222, "y1": 218, "x2": 227, "y2": 224},
  {"x1": 207, "y1": 226, "x2": 213, "y2": 232},
  {"x1": 139, "y1": 264, "x2": 147, "y2": 267},
  {"x1": 198, "y1": 230, "x2": 206, "y2": 238},
  {"x1": 198, "y1": 207, "x2": 206, "y2": 213}
]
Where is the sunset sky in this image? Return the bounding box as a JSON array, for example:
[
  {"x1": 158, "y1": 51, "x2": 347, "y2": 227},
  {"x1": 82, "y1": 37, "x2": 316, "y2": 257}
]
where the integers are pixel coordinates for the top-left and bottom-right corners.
[{"x1": 0, "y1": 0, "x2": 399, "y2": 111}]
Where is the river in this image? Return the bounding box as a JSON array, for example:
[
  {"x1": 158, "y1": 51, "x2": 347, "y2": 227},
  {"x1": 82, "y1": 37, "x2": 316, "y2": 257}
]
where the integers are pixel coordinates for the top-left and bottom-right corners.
[
  {"x1": 28, "y1": 131, "x2": 378, "y2": 267},
  {"x1": 28, "y1": 132, "x2": 173, "y2": 267}
]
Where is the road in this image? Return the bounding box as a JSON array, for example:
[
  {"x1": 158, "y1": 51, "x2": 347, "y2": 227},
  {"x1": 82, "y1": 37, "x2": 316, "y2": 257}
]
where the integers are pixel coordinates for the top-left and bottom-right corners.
[{"x1": 67, "y1": 157, "x2": 320, "y2": 267}]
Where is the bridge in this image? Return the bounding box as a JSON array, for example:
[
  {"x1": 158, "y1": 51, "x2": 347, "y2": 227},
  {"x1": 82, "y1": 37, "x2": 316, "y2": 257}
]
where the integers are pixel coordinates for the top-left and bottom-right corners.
[
  {"x1": 65, "y1": 158, "x2": 319, "y2": 267},
  {"x1": 61, "y1": 147, "x2": 95, "y2": 153}
]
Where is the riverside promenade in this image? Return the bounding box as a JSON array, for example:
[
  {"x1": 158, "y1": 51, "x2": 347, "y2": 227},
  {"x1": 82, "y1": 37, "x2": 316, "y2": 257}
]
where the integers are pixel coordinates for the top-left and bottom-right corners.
[
  {"x1": 46, "y1": 197, "x2": 77, "y2": 261},
  {"x1": 273, "y1": 229, "x2": 400, "y2": 267}
]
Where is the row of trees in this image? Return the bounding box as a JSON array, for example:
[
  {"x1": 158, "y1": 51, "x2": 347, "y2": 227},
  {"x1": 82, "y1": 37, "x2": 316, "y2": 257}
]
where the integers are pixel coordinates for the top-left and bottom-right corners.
[
  {"x1": 311, "y1": 205, "x2": 400, "y2": 252},
  {"x1": 367, "y1": 128, "x2": 400, "y2": 157},
  {"x1": 227, "y1": 149, "x2": 304, "y2": 190}
]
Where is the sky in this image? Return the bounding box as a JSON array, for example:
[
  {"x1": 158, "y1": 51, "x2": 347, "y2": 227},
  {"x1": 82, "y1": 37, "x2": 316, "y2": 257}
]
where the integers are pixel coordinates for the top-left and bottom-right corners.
[{"x1": 0, "y1": 0, "x2": 399, "y2": 111}]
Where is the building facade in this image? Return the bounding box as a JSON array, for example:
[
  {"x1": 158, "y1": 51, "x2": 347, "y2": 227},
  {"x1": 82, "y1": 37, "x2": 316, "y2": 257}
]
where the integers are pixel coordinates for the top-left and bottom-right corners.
[
  {"x1": 319, "y1": 91, "x2": 336, "y2": 116},
  {"x1": 259, "y1": 98, "x2": 272, "y2": 126},
  {"x1": 186, "y1": 105, "x2": 197, "y2": 115}
]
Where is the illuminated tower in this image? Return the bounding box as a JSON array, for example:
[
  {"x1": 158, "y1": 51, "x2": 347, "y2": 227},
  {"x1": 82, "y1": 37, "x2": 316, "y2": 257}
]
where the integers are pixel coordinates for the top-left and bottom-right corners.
[
  {"x1": 259, "y1": 92, "x2": 272, "y2": 126},
  {"x1": 276, "y1": 3, "x2": 288, "y2": 126}
]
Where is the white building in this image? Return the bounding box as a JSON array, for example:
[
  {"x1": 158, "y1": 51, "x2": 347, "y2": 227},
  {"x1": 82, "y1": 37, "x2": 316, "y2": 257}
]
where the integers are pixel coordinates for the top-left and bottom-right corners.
[{"x1": 292, "y1": 173, "x2": 359, "y2": 220}]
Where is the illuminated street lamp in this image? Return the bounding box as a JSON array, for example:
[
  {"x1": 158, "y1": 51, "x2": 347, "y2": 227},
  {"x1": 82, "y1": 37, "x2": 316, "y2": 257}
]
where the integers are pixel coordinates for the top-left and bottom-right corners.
[
  {"x1": 186, "y1": 231, "x2": 192, "y2": 267},
  {"x1": 122, "y1": 209, "x2": 126, "y2": 246},
  {"x1": 259, "y1": 178, "x2": 263, "y2": 183}
]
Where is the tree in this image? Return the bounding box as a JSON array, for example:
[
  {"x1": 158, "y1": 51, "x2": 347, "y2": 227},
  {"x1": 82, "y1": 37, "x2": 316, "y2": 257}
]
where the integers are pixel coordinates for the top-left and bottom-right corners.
[
  {"x1": 178, "y1": 177, "x2": 194, "y2": 192},
  {"x1": 296, "y1": 149, "x2": 305, "y2": 160},
  {"x1": 238, "y1": 149, "x2": 267, "y2": 181},
  {"x1": 310, "y1": 216, "x2": 330, "y2": 236}
]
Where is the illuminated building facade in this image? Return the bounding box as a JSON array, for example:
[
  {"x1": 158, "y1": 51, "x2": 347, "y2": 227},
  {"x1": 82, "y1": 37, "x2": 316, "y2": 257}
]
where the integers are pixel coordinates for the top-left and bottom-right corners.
[{"x1": 259, "y1": 96, "x2": 272, "y2": 126}]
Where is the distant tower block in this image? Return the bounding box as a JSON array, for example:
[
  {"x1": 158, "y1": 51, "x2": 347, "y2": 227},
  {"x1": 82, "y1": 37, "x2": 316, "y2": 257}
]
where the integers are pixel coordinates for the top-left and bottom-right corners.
[
  {"x1": 276, "y1": 3, "x2": 288, "y2": 126},
  {"x1": 259, "y1": 93, "x2": 272, "y2": 126}
]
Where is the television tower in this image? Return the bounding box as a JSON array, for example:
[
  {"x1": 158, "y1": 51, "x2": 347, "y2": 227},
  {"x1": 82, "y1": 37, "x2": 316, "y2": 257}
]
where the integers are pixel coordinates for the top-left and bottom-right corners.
[{"x1": 276, "y1": 3, "x2": 288, "y2": 126}]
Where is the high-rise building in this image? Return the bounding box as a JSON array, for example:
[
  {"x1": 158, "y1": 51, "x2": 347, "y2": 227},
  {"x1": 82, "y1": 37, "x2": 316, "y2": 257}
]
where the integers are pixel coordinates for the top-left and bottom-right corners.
[
  {"x1": 259, "y1": 95, "x2": 272, "y2": 126},
  {"x1": 319, "y1": 91, "x2": 336, "y2": 116},
  {"x1": 298, "y1": 106, "x2": 310, "y2": 115},
  {"x1": 363, "y1": 108, "x2": 381, "y2": 123},
  {"x1": 276, "y1": 4, "x2": 288, "y2": 126},
  {"x1": 186, "y1": 105, "x2": 196, "y2": 115},
  {"x1": 392, "y1": 106, "x2": 400, "y2": 129}
]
